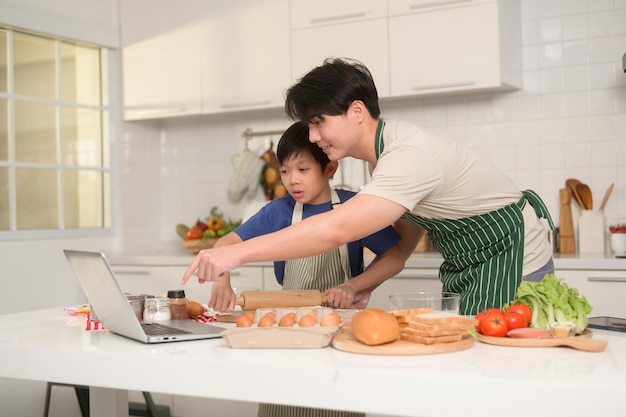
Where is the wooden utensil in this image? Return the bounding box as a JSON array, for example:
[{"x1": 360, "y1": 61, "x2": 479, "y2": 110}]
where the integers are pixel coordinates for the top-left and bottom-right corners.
[
  {"x1": 235, "y1": 289, "x2": 328, "y2": 310},
  {"x1": 575, "y1": 183, "x2": 593, "y2": 210},
  {"x1": 566, "y1": 178, "x2": 585, "y2": 209},
  {"x1": 559, "y1": 188, "x2": 575, "y2": 253},
  {"x1": 599, "y1": 183, "x2": 614, "y2": 210}
]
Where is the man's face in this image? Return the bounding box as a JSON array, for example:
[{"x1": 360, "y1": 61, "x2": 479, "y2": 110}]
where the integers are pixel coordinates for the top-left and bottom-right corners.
[{"x1": 308, "y1": 112, "x2": 357, "y2": 161}]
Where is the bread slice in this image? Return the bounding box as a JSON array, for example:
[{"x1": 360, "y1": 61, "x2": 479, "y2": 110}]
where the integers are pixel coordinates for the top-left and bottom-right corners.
[
  {"x1": 400, "y1": 332, "x2": 464, "y2": 345},
  {"x1": 391, "y1": 308, "x2": 434, "y2": 325},
  {"x1": 402, "y1": 325, "x2": 468, "y2": 338},
  {"x1": 409, "y1": 312, "x2": 477, "y2": 330}
]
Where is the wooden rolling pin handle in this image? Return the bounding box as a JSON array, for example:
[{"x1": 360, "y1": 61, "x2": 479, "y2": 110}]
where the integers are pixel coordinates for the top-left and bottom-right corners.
[{"x1": 234, "y1": 290, "x2": 327, "y2": 310}]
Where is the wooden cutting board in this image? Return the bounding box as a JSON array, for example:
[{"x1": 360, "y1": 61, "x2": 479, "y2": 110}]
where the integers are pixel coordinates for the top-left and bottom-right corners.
[
  {"x1": 332, "y1": 328, "x2": 475, "y2": 355},
  {"x1": 476, "y1": 330, "x2": 607, "y2": 352}
]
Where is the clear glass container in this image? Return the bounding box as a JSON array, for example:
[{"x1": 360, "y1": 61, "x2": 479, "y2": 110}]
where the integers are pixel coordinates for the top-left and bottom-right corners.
[{"x1": 143, "y1": 297, "x2": 171, "y2": 322}]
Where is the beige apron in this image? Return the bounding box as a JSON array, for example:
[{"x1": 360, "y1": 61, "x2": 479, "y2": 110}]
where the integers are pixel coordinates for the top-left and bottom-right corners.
[
  {"x1": 259, "y1": 189, "x2": 363, "y2": 417},
  {"x1": 283, "y1": 189, "x2": 351, "y2": 291}
]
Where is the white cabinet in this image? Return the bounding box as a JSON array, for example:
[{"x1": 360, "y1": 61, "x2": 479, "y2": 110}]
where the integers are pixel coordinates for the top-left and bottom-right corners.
[
  {"x1": 388, "y1": 0, "x2": 522, "y2": 97},
  {"x1": 555, "y1": 269, "x2": 626, "y2": 318},
  {"x1": 120, "y1": 0, "x2": 205, "y2": 120},
  {"x1": 289, "y1": 0, "x2": 390, "y2": 96},
  {"x1": 120, "y1": 0, "x2": 290, "y2": 120},
  {"x1": 201, "y1": 0, "x2": 291, "y2": 114},
  {"x1": 367, "y1": 267, "x2": 442, "y2": 310}
]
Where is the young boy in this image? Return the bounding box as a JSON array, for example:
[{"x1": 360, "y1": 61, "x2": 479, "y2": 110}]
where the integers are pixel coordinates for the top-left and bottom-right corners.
[{"x1": 204, "y1": 121, "x2": 405, "y2": 313}]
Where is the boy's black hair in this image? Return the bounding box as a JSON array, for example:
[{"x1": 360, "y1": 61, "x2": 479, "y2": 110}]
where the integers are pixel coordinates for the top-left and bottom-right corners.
[
  {"x1": 284, "y1": 57, "x2": 381, "y2": 123},
  {"x1": 276, "y1": 121, "x2": 331, "y2": 170}
]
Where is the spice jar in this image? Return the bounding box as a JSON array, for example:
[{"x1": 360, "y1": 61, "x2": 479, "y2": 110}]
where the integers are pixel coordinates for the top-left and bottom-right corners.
[
  {"x1": 168, "y1": 289, "x2": 189, "y2": 320},
  {"x1": 143, "y1": 297, "x2": 171, "y2": 322}
]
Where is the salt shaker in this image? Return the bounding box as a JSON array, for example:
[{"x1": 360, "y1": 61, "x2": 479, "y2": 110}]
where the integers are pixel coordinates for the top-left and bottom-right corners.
[
  {"x1": 168, "y1": 289, "x2": 189, "y2": 320},
  {"x1": 143, "y1": 297, "x2": 171, "y2": 322}
]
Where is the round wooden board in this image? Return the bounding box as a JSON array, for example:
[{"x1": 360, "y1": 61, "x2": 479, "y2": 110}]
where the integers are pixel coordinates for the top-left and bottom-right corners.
[
  {"x1": 331, "y1": 330, "x2": 475, "y2": 355},
  {"x1": 475, "y1": 329, "x2": 607, "y2": 352}
]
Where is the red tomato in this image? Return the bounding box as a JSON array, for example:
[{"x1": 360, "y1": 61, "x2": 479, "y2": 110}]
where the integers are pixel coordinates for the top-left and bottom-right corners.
[
  {"x1": 506, "y1": 304, "x2": 531, "y2": 324},
  {"x1": 503, "y1": 311, "x2": 528, "y2": 330},
  {"x1": 474, "y1": 312, "x2": 488, "y2": 334},
  {"x1": 186, "y1": 228, "x2": 203, "y2": 240},
  {"x1": 481, "y1": 312, "x2": 508, "y2": 337},
  {"x1": 484, "y1": 308, "x2": 505, "y2": 318}
]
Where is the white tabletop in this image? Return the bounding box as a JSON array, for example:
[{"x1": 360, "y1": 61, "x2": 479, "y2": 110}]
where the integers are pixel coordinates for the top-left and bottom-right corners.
[{"x1": 1, "y1": 307, "x2": 625, "y2": 417}]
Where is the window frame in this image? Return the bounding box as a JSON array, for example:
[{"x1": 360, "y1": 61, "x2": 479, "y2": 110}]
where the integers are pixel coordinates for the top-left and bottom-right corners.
[{"x1": 0, "y1": 27, "x2": 113, "y2": 240}]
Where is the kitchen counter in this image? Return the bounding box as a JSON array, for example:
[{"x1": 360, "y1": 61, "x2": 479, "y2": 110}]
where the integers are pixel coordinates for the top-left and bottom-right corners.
[
  {"x1": 1, "y1": 307, "x2": 625, "y2": 417},
  {"x1": 110, "y1": 250, "x2": 626, "y2": 270}
]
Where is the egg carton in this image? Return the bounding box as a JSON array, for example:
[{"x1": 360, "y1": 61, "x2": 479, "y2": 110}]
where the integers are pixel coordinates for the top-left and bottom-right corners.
[{"x1": 221, "y1": 306, "x2": 341, "y2": 349}]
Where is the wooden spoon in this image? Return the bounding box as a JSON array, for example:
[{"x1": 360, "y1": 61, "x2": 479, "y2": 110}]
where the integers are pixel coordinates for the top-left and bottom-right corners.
[
  {"x1": 599, "y1": 183, "x2": 614, "y2": 211},
  {"x1": 575, "y1": 183, "x2": 593, "y2": 210},
  {"x1": 565, "y1": 178, "x2": 585, "y2": 209}
]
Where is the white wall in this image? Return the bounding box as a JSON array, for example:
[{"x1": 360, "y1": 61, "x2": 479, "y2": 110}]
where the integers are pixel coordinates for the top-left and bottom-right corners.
[{"x1": 118, "y1": 0, "x2": 626, "y2": 255}]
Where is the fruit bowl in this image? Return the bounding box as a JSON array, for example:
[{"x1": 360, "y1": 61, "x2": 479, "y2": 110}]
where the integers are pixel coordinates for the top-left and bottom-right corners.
[{"x1": 182, "y1": 238, "x2": 219, "y2": 254}]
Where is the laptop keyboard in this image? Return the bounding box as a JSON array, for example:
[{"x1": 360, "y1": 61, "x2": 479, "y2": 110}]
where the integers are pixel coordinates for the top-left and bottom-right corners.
[{"x1": 141, "y1": 322, "x2": 193, "y2": 336}]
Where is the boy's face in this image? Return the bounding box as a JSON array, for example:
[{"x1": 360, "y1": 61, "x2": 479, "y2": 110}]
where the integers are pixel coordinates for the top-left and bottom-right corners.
[{"x1": 280, "y1": 151, "x2": 337, "y2": 206}]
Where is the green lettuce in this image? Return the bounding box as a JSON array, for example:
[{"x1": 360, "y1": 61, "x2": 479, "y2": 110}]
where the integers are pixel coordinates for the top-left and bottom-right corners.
[{"x1": 508, "y1": 274, "x2": 592, "y2": 334}]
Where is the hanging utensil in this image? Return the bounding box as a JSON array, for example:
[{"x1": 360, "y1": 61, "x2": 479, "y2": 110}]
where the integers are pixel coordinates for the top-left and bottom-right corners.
[
  {"x1": 565, "y1": 178, "x2": 585, "y2": 209},
  {"x1": 575, "y1": 183, "x2": 593, "y2": 210},
  {"x1": 599, "y1": 183, "x2": 614, "y2": 211}
]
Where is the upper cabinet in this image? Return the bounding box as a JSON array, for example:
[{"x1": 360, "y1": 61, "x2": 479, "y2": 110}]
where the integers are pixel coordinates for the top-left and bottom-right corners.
[
  {"x1": 121, "y1": 0, "x2": 521, "y2": 121},
  {"x1": 289, "y1": 0, "x2": 390, "y2": 97},
  {"x1": 120, "y1": 0, "x2": 290, "y2": 121},
  {"x1": 388, "y1": 0, "x2": 522, "y2": 97},
  {"x1": 201, "y1": 0, "x2": 291, "y2": 114}
]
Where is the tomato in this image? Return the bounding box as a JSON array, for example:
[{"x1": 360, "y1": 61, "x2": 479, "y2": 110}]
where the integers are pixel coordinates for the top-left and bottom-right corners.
[
  {"x1": 474, "y1": 312, "x2": 488, "y2": 334},
  {"x1": 186, "y1": 228, "x2": 203, "y2": 240},
  {"x1": 480, "y1": 312, "x2": 508, "y2": 337},
  {"x1": 484, "y1": 308, "x2": 505, "y2": 318},
  {"x1": 503, "y1": 311, "x2": 528, "y2": 330},
  {"x1": 506, "y1": 304, "x2": 532, "y2": 324}
]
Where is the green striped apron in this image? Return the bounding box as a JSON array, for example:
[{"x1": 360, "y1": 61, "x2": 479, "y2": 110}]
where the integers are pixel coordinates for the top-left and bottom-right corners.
[
  {"x1": 260, "y1": 189, "x2": 363, "y2": 417},
  {"x1": 375, "y1": 120, "x2": 554, "y2": 315}
]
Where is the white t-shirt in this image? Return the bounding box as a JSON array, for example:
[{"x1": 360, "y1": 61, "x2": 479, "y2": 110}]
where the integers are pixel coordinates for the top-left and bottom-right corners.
[{"x1": 360, "y1": 120, "x2": 552, "y2": 275}]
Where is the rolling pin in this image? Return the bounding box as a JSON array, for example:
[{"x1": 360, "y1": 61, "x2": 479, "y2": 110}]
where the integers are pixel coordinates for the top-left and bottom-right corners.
[{"x1": 235, "y1": 290, "x2": 328, "y2": 310}]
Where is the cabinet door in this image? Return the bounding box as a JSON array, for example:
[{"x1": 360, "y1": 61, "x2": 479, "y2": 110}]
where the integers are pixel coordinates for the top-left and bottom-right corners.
[
  {"x1": 291, "y1": 18, "x2": 390, "y2": 97},
  {"x1": 556, "y1": 269, "x2": 626, "y2": 318},
  {"x1": 201, "y1": 0, "x2": 291, "y2": 114},
  {"x1": 367, "y1": 268, "x2": 442, "y2": 310},
  {"x1": 388, "y1": 0, "x2": 492, "y2": 16},
  {"x1": 389, "y1": 1, "x2": 520, "y2": 97},
  {"x1": 290, "y1": 0, "x2": 387, "y2": 29},
  {"x1": 120, "y1": 0, "x2": 205, "y2": 120}
]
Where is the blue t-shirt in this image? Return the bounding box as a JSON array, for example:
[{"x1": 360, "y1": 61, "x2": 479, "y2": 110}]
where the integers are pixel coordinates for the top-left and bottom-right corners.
[{"x1": 234, "y1": 189, "x2": 401, "y2": 285}]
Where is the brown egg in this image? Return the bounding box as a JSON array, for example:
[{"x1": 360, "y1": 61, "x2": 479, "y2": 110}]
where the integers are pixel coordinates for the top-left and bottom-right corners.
[
  {"x1": 244, "y1": 311, "x2": 255, "y2": 319},
  {"x1": 278, "y1": 312, "x2": 296, "y2": 327},
  {"x1": 298, "y1": 313, "x2": 317, "y2": 327},
  {"x1": 320, "y1": 312, "x2": 342, "y2": 327},
  {"x1": 257, "y1": 312, "x2": 276, "y2": 327},
  {"x1": 236, "y1": 314, "x2": 254, "y2": 327}
]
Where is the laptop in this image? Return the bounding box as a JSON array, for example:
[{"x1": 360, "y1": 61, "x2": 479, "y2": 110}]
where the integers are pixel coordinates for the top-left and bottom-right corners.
[{"x1": 63, "y1": 249, "x2": 223, "y2": 343}]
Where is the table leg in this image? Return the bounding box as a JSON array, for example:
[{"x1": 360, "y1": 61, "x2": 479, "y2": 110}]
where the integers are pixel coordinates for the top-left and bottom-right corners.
[{"x1": 89, "y1": 387, "x2": 129, "y2": 417}]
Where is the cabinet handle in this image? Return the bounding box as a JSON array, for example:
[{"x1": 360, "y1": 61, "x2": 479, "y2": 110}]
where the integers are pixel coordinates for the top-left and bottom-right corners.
[
  {"x1": 112, "y1": 270, "x2": 151, "y2": 276},
  {"x1": 309, "y1": 12, "x2": 368, "y2": 25},
  {"x1": 409, "y1": 0, "x2": 472, "y2": 11},
  {"x1": 219, "y1": 100, "x2": 272, "y2": 110},
  {"x1": 412, "y1": 80, "x2": 476, "y2": 91},
  {"x1": 395, "y1": 273, "x2": 439, "y2": 280},
  {"x1": 587, "y1": 276, "x2": 626, "y2": 283},
  {"x1": 230, "y1": 271, "x2": 241, "y2": 276}
]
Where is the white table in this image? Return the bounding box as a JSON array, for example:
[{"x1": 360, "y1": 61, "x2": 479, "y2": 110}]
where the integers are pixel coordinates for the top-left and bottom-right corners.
[{"x1": 1, "y1": 307, "x2": 625, "y2": 417}]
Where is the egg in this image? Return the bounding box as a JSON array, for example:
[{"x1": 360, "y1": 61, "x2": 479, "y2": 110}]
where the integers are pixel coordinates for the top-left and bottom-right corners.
[
  {"x1": 298, "y1": 313, "x2": 317, "y2": 327},
  {"x1": 278, "y1": 312, "x2": 296, "y2": 327},
  {"x1": 320, "y1": 312, "x2": 342, "y2": 327},
  {"x1": 236, "y1": 314, "x2": 254, "y2": 327},
  {"x1": 257, "y1": 312, "x2": 276, "y2": 327}
]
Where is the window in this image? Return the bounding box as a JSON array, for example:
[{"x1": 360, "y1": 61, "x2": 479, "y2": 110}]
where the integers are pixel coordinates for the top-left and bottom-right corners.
[{"x1": 0, "y1": 28, "x2": 110, "y2": 236}]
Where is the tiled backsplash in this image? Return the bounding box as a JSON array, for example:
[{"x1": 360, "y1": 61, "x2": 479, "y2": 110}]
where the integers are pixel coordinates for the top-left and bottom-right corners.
[{"x1": 118, "y1": 0, "x2": 626, "y2": 254}]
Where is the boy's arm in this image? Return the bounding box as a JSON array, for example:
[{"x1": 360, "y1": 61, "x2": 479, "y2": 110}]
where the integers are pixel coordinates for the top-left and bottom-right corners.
[{"x1": 324, "y1": 220, "x2": 424, "y2": 309}]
